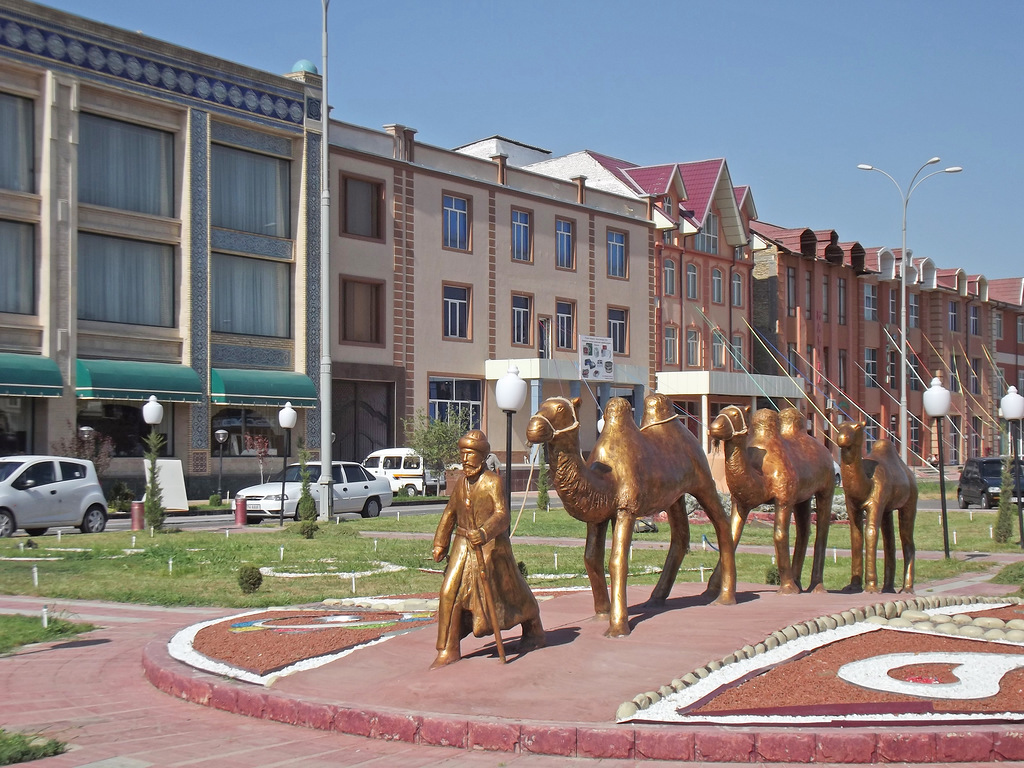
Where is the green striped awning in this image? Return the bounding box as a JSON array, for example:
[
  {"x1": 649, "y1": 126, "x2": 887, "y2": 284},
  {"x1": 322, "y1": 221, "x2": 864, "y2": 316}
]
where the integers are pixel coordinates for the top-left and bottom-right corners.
[
  {"x1": 210, "y1": 368, "x2": 317, "y2": 408},
  {"x1": 0, "y1": 353, "x2": 63, "y2": 397},
  {"x1": 75, "y1": 359, "x2": 204, "y2": 403}
]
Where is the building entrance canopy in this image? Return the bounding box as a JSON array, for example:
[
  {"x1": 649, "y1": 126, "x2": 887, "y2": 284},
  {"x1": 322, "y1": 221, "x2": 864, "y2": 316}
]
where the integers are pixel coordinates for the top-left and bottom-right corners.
[
  {"x1": 0, "y1": 353, "x2": 63, "y2": 397},
  {"x1": 210, "y1": 368, "x2": 317, "y2": 408},
  {"x1": 75, "y1": 359, "x2": 203, "y2": 403}
]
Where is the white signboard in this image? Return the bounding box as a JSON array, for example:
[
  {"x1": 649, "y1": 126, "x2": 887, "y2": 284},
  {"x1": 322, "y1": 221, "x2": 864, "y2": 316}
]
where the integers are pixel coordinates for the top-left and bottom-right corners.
[
  {"x1": 579, "y1": 335, "x2": 614, "y2": 381},
  {"x1": 140, "y1": 459, "x2": 189, "y2": 512}
]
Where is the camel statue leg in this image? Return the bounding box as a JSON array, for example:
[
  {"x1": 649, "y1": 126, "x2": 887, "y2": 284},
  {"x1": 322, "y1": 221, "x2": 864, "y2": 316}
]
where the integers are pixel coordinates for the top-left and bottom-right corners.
[
  {"x1": 790, "y1": 498, "x2": 812, "y2": 592},
  {"x1": 695, "y1": 483, "x2": 737, "y2": 605},
  {"x1": 805, "y1": 490, "x2": 833, "y2": 593},
  {"x1": 584, "y1": 519, "x2": 611, "y2": 617},
  {"x1": 843, "y1": 505, "x2": 866, "y2": 593},
  {"x1": 863, "y1": 500, "x2": 882, "y2": 593},
  {"x1": 880, "y1": 509, "x2": 897, "y2": 593},
  {"x1": 898, "y1": 503, "x2": 917, "y2": 593},
  {"x1": 648, "y1": 498, "x2": 689, "y2": 605},
  {"x1": 773, "y1": 502, "x2": 800, "y2": 594},
  {"x1": 606, "y1": 511, "x2": 635, "y2": 637}
]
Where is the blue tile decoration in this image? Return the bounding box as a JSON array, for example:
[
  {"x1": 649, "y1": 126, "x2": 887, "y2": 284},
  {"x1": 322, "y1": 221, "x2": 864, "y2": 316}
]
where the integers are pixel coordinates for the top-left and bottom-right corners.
[
  {"x1": 305, "y1": 132, "x2": 322, "y2": 447},
  {"x1": 189, "y1": 109, "x2": 211, "y2": 451},
  {"x1": 210, "y1": 229, "x2": 293, "y2": 261},
  {"x1": 211, "y1": 344, "x2": 290, "y2": 369},
  {"x1": 210, "y1": 121, "x2": 292, "y2": 158},
  {"x1": 0, "y1": 8, "x2": 304, "y2": 130}
]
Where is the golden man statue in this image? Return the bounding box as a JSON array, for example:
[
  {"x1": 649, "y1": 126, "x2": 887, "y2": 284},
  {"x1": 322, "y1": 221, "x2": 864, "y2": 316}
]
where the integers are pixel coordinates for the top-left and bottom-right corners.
[{"x1": 431, "y1": 430, "x2": 545, "y2": 669}]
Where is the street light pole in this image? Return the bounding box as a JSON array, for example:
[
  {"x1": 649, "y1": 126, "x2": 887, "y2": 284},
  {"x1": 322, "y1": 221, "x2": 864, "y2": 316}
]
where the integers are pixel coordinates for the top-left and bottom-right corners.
[
  {"x1": 214, "y1": 429, "x2": 228, "y2": 499},
  {"x1": 278, "y1": 402, "x2": 297, "y2": 527},
  {"x1": 1001, "y1": 386, "x2": 1024, "y2": 549},
  {"x1": 318, "y1": 0, "x2": 333, "y2": 523},
  {"x1": 494, "y1": 362, "x2": 528, "y2": 520},
  {"x1": 923, "y1": 377, "x2": 952, "y2": 559},
  {"x1": 858, "y1": 159, "x2": 962, "y2": 465}
]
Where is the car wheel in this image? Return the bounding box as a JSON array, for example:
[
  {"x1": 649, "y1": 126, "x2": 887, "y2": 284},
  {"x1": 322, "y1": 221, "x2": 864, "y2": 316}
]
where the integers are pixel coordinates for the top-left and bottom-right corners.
[
  {"x1": 834, "y1": 473, "x2": 841, "y2": 488},
  {"x1": 981, "y1": 491, "x2": 994, "y2": 510},
  {"x1": 403, "y1": 484, "x2": 418, "y2": 497},
  {"x1": 957, "y1": 490, "x2": 968, "y2": 509},
  {"x1": 24, "y1": 528, "x2": 48, "y2": 537},
  {"x1": 0, "y1": 510, "x2": 14, "y2": 538},
  {"x1": 79, "y1": 505, "x2": 107, "y2": 534},
  {"x1": 361, "y1": 497, "x2": 382, "y2": 518}
]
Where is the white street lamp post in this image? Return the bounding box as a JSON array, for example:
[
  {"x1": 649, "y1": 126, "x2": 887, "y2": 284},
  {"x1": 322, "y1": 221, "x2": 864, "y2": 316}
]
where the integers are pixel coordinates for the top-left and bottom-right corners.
[
  {"x1": 142, "y1": 395, "x2": 165, "y2": 530},
  {"x1": 278, "y1": 402, "x2": 297, "y2": 527},
  {"x1": 858, "y1": 159, "x2": 962, "y2": 465},
  {"x1": 923, "y1": 377, "x2": 952, "y2": 558},
  {"x1": 214, "y1": 428, "x2": 228, "y2": 498},
  {"x1": 1000, "y1": 386, "x2": 1024, "y2": 549},
  {"x1": 318, "y1": 0, "x2": 333, "y2": 523},
  {"x1": 494, "y1": 362, "x2": 528, "y2": 518}
]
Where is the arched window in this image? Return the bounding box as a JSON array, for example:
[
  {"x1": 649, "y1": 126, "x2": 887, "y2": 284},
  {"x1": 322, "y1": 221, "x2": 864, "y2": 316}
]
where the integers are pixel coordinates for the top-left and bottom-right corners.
[
  {"x1": 711, "y1": 269, "x2": 723, "y2": 303},
  {"x1": 732, "y1": 273, "x2": 743, "y2": 306},
  {"x1": 686, "y1": 264, "x2": 698, "y2": 299},
  {"x1": 663, "y1": 258, "x2": 676, "y2": 296}
]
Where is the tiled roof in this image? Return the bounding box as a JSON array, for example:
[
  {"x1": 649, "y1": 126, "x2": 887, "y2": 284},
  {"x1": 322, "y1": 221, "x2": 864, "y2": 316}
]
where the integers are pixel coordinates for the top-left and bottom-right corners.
[
  {"x1": 750, "y1": 221, "x2": 809, "y2": 254},
  {"x1": 989, "y1": 277, "x2": 1024, "y2": 306},
  {"x1": 935, "y1": 268, "x2": 963, "y2": 290},
  {"x1": 586, "y1": 150, "x2": 644, "y2": 194},
  {"x1": 622, "y1": 165, "x2": 676, "y2": 196},
  {"x1": 677, "y1": 159, "x2": 725, "y2": 224}
]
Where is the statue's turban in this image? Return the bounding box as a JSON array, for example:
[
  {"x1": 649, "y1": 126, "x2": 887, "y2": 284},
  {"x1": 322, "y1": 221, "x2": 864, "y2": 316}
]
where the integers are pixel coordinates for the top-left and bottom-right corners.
[{"x1": 459, "y1": 430, "x2": 490, "y2": 455}]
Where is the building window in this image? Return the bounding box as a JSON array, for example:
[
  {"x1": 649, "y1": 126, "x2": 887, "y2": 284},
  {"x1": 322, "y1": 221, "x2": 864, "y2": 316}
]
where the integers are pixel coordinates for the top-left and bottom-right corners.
[
  {"x1": 910, "y1": 359, "x2": 923, "y2": 391},
  {"x1": 865, "y1": 420, "x2": 879, "y2": 454},
  {"x1": 211, "y1": 251, "x2": 288, "y2": 337},
  {"x1": 807, "y1": 344, "x2": 815, "y2": 378},
  {"x1": 838, "y1": 349, "x2": 848, "y2": 389},
  {"x1": 970, "y1": 358, "x2": 981, "y2": 395},
  {"x1": 663, "y1": 258, "x2": 676, "y2": 296},
  {"x1": 731, "y1": 333, "x2": 745, "y2": 371},
  {"x1": 511, "y1": 208, "x2": 532, "y2": 262},
  {"x1": 909, "y1": 292, "x2": 919, "y2": 328},
  {"x1": 555, "y1": 218, "x2": 575, "y2": 269},
  {"x1": 821, "y1": 276, "x2": 830, "y2": 322},
  {"x1": 342, "y1": 175, "x2": 383, "y2": 239},
  {"x1": 79, "y1": 113, "x2": 173, "y2": 217},
  {"x1": 442, "y1": 194, "x2": 469, "y2": 251},
  {"x1": 512, "y1": 294, "x2": 532, "y2": 346},
  {"x1": 805, "y1": 271, "x2": 813, "y2": 320},
  {"x1": 888, "y1": 350, "x2": 898, "y2": 390},
  {"x1": 949, "y1": 415, "x2": 961, "y2": 465},
  {"x1": 969, "y1": 305, "x2": 980, "y2": 336},
  {"x1": 0, "y1": 92, "x2": 33, "y2": 192},
  {"x1": 429, "y1": 376, "x2": 481, "y2": 429},
  {"x1": 210, "y1": 406, "x2": 286, "y2": 458},
  {"x1": 732, "y1": 273, "x2": 743, "y2": 307},
  {"x1": 838, "y1": 277, "x2": 847, "y2": 325},
  {"x1": 972, "y1": 415, "x2": 982, "y2": 458},
  {"x1": 949, "y1": 354, "x2": 960, "y2": 393},
  {"x1": 664, "y1": 326, "x2": 678, "y2": 365},
  {"x1": 889, "y1": 289, "x2": 897, "y2": 324},
  {"x1": 686, "y1": 264, "x2": 698, "y2": 299},
  {"x1": 995, "y1": 311, "x2": 1003, "y2": 340},
  {"x1": 1018, "y1": 316, "x2": 1024, "y2": 343},
  {"x1": 556, "y1": 300, "x2": 575, "y2": 350},
  {"x1": 443, "y1": 284, "x2": 470, "y2": 339},
  {"x1": 340, "y1": 277, "x2": 383, "y2": 344},
  {"x1": 608, "y1": 308, "x2": 628, "y2": 353},
  {"x1": 694, "y1": 211, "x2": 719, "y2": 254},
  {"x1": 686, "y1": 329, "x2": 700, "y2": 367},
  {"x1": 786, "y1": 267, "x2": 797, "y2": 317},
  {"x1": 949, "y1": 300, "x2": 959, "y2": 332},
  {"x1": 211, "y1": 144, "x2": 289, "y2": 237},
  {"x1": 607, "y1": 230, "x2": 627, "y2": 278},
  {"x1": 865, "y1": 348, "x2": 879, "y2": 388},
  {"x1": 910, "y1": 420, "x2": 921, "y2": 457},
  {"x1": 712, "y1": 269, "x2": 723, "y2": 304},
  {"x1": 864, "y1": 284, "x2": 878, "y2": 321},
  {"x1": 712, "y1": 331, "x2": 726, "y2": 369},
  {"x1": 0, "y1": 220, "x2": 33, "y2": 314},
  {"x1": 79, "y1": 233, "x2": 174, "y2": 328}
]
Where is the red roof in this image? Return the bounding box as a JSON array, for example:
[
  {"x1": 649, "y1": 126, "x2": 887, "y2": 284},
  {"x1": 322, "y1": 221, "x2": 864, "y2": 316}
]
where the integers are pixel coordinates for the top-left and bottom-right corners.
[
  {"x1": 622, "y1": 164, "x2": 676, "y2": 196},
  {"x1": 750, "y1": 221, "x2": 811, "y2": 254},
  {"x1": 989, "y1": 277, "x2": 1024, "y2": 306},
  {"x1": 677, "y1": 159, "x2": 725, "y2": 224},
  {"x1": 586, "y1": 151, "x2": 643, "y2": 194}
]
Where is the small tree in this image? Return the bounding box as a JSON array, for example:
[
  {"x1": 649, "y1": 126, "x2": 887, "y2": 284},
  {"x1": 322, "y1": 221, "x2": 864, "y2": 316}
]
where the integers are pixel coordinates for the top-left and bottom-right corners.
[
  {"x1": 143, "y1": 429, "x2": 166, "y2": 530},
  {"x1": 52, "y1": 422, "x2": 114, "y2": 478},
  {"x1": 535, "y1": 445, "x2": 551, "y2": 510},
  {"x1": 996, "y1": 455, "x2": 1015, "y2": 543},
  {"x1": 296, "y1": 439, "x2": 318, "y2": 524},
  {"x1": 244, "y1": 433, "x2": 271, "y2": 483},
  {"x1": 403, "y1": 408, "x2": 470, "y2": 482}
]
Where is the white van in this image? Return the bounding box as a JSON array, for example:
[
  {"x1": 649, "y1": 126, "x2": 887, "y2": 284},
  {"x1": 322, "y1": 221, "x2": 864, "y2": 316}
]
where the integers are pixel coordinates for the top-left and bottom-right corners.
[{"x1": 362, "y1": 448, "x2": 443, "y2": 496}]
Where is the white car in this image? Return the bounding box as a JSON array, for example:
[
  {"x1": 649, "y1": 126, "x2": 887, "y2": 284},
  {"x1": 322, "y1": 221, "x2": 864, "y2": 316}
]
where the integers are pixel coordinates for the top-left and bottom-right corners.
[
  {"x1": 0, "y1": 455, "x2": 108, "y2": 537},
  {"x1": 235, "y1": 461, "x2": 393, "y2": 521}
]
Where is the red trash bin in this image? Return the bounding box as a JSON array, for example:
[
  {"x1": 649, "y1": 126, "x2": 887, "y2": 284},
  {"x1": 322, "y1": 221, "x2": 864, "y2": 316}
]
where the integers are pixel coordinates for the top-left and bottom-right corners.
[
  {"x1": 130, "y1": 501, "x2": 144, "y2": 531},
  {"x1": 234, "y1": 497, "x2": 247, "y2": 526}
]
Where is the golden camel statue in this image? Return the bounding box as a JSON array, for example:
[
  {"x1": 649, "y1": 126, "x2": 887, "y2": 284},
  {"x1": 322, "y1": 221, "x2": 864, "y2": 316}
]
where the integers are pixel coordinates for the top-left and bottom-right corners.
[
  {"x1": 526, "y1": 394, "x2": 736, "y2": 637},
  {"x1": 835, "y1": 421, "x2": 918, "y2": 593},
  {"x1": 708, "y1": 405, "x2": 835, "y2": 594}
]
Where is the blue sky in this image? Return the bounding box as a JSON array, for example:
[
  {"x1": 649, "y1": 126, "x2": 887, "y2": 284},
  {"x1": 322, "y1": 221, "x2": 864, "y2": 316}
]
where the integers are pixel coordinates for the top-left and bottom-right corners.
[{"x1": 44, "y1": 1, "x2": 1022, "y2": 279}]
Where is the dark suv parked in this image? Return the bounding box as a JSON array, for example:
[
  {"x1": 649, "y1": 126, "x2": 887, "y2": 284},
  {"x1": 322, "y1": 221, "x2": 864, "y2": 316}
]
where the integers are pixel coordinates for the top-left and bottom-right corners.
[{"x1": 956, "y1": 456, "x2": 1023, "y2": 509}]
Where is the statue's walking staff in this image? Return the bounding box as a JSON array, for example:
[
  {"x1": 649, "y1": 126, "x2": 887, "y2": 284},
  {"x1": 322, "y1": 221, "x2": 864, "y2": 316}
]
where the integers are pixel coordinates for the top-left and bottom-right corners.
[{"x1": 471, "y1": 540, "x2": 506, "y2": 663}]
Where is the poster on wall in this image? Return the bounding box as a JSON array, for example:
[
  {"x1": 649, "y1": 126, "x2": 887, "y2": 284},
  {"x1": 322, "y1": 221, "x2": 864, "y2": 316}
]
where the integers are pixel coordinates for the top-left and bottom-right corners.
[{"x1": 579, "y1": 334, "x2": 614, "y2": 381}]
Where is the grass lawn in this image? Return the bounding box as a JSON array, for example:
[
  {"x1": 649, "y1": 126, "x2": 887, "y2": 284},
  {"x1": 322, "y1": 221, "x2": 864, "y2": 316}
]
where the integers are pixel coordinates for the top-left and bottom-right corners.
[
  {"x1": 0, "y1": 613, "x2": 95, "y2": 654},
  {"x1": 0, "y1": 500, "x2": 1013, "y2": 608}
]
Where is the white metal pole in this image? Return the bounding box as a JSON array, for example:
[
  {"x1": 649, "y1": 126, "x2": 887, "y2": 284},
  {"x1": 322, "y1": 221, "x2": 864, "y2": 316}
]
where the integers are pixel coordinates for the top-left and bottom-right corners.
[{"x1": 318, "y1": 0, "x2": 333, "y2": 521}]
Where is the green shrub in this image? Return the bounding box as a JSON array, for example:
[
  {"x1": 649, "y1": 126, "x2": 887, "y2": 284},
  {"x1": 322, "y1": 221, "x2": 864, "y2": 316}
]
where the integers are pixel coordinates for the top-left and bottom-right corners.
[
  {"x1": 108, "y1": 480, "x2": 135, "y2": 514},
  {"x1": 536, "y1": 448, "x2": 550, "y2": 510},
  {"x1": 237, "y1": 565, "x2": 263, "y2": 594},
  {"x1": 764, "y1": 564, "x2": 780, "y2": 585},
  {"x1": 517, "y1": 560, "x2": 528, "y2": 578},
  {"x1": 296, "y1": 441, "x2": 318, "y2": 522},
  {"x1": 0, "y1": 728, "x2": 66, "y2": 763},
  {"x1": 996, "y1": 456, "x2": 1015, "y2": 544},
  {"x1": 143, "y1": 430, "x2": 166, "y2": 530},
  {"x1": 299, "y1": 520, "x2": 319, "y2": 539},
  {"x1": 208, "y1": 493, "x2": 223, "y2": 507}
]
